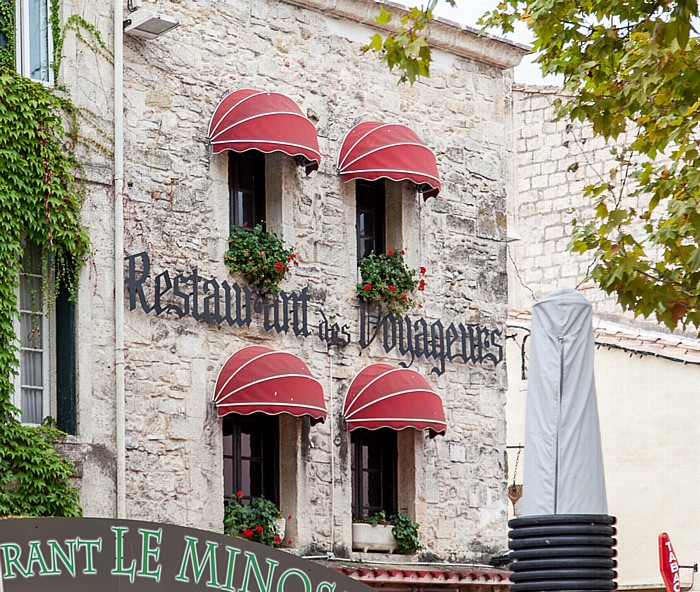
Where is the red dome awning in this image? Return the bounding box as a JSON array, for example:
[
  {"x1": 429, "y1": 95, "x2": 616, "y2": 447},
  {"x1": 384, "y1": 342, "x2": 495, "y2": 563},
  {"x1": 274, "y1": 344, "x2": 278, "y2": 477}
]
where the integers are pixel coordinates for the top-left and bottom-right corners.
[
  {"x1": 208, "y1": 89, "x2": 321, "y2": 175},
  {"x1": 342, "y1": 364, "x2": 446, "y2": 436},
  {"x1": 337, "y1": 122, "x2": 441, "y2": 198},
  {"x1": 214, "y1": 346, "x2": 326, "y2": 424}
]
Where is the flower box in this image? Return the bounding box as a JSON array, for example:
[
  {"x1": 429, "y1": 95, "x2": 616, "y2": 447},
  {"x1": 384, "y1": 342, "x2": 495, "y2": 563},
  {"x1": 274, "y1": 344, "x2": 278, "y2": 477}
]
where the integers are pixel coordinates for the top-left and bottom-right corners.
[{"x1": 351, "y1": 522, "x2": 397, "y2": 553}]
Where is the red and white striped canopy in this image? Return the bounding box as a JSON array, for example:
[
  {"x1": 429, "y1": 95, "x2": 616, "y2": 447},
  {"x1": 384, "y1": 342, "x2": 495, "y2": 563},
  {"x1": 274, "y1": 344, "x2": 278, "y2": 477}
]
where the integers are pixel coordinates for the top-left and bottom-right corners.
[
  {"x1": 337, "y1": 122, "x2": 441, "y2": 198},
  {"x1": 214, "y1": 346, "x2": 326, "y2": 424},
  {"x1": 208, "y1": 89, "x2": 321, "y2": 175},
  {"x1": 343, "y1": 364, "x2": 446, "y2": 436}
]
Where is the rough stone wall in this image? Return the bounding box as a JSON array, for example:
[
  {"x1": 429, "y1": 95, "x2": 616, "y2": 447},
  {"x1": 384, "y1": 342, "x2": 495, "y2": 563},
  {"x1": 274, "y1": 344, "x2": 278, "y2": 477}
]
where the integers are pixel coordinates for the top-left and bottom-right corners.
[
  {"x1": 508, "y1": 85, "x2": 672, "y2": 332},
  {"x1": 55, "y1": 0, "x2": 119, "y2": 518},
  {"x1": 61, "y1": 0, "x2": 524, "y2": 559}
]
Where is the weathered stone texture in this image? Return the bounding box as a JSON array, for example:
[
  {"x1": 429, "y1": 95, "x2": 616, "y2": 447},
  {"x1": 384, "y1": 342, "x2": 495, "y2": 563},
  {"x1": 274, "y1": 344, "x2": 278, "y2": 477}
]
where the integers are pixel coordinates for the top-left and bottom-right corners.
[
  {"x1": 509, "y1": 85, "x2": 665, "y2": 329},
  {"x1": 56, "y1": 0, "x2": 527, "y2": 559}
]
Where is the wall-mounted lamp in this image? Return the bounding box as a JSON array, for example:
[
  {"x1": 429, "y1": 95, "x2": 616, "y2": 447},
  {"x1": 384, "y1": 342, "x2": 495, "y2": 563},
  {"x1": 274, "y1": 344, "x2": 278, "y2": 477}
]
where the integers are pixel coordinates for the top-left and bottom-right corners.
[{"x1": 123, "y1": 8, "x2": 179, "y2": 39}]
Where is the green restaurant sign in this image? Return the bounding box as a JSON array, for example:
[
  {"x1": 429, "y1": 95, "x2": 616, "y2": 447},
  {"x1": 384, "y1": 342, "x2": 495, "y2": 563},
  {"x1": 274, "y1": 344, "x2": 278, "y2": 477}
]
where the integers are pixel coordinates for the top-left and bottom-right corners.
[{"x1": 0, "y1": 518, "x2": 371, "y2": 592}]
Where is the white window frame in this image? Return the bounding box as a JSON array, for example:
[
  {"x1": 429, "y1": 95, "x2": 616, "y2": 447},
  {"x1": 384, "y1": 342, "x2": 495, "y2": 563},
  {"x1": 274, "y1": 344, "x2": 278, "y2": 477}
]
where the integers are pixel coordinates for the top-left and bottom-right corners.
[
  {"x1": 15, "y1": 0, "x2": 54, "y2": 84},
  {"x1": 12, "y1": 246, "x2": 51, "y2": 425}
]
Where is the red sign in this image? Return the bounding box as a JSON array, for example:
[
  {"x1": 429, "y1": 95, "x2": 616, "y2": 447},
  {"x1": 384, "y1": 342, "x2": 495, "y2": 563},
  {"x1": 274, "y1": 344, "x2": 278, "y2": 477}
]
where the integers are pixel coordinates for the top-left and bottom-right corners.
[{"x1": 659, "y1": 532, "x2": 682, "y2": 592}]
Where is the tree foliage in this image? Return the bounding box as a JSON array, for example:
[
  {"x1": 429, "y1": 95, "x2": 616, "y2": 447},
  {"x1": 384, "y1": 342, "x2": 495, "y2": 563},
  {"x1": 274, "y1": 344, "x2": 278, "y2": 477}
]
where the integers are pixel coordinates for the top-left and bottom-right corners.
[
  {"x1": 363, "y1": 0, "x2": 454, "y2": 84},
  {"x1": 482, "y1": 0, "x2": 700, "y2": 332},
  {"x1": 0, "y1": 68, "x2": 88, "y2": 517},
  {"x1": 372, "y1": 0, "x2": 700, "y2": 331}
]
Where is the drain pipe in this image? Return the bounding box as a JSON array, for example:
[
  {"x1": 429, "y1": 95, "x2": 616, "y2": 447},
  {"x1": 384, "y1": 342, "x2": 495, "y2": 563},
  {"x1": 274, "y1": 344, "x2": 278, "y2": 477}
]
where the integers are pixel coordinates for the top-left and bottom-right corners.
[
  {"x1": 328, "y1": 348, "x2": 336, "y2": 551},
  {"x1": 113, "y1": 0, "x2": 126, "y2": 519}
]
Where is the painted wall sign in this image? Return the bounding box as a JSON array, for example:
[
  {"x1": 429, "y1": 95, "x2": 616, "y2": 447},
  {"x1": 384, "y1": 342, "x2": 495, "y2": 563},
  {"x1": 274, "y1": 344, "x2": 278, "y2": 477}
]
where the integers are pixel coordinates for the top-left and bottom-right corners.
[
  {"x1": 124, "y1": 252, "x2": 503, "y2": 375},
  {"x1": 0, "y1": 517, "x2": 372, "y2": 592}
]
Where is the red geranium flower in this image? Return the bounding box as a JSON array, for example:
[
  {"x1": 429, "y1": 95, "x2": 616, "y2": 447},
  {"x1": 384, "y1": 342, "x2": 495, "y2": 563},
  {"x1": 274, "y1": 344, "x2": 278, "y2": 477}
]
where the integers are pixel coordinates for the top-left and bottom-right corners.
[
  {"x1": 274, "y1": 261, "x2": 284, "y2": 272},
  {"x1": 236, "y1": 491, "x2": 243, "y2": 498},
  {"x1": 242, "y1": 529, "x2": 253, "y2": 538},
  {"x1": 243, "y1": 221, "x2": 248, "y2": 227},
  {"x1": 293, "y1": 260, "x2": 298, "y2": 266},
  {"x1": 388, "y1": 249, "x2": 394, "y2": 255},
  {"x1": 401, "y1": 250, "x2": 406, "y2": 254},
  {"x1": 388, "y1": 285, "x2": 396, "y2": 292},
  {"x1": 420, "y1": 266, "x2": 427, "y2": 274},
  {"x1": 287, "y1": 515, "x2": 293, "y2": 520},
  {"x1": 274, "y1": 535, "x2": 282, "y2": 543},
  {"x1": 258, "y1": 252, "x2": 264, "y2": 257},
  {"x1": 401, "y1": 295, "x2": 407, "y2": 302},
  {"x1": 364, "y1": 283, "x2": 372, "y2": 291},
  {"x1": 255, "y1": 525, "x2": 263, "y2": 532}
]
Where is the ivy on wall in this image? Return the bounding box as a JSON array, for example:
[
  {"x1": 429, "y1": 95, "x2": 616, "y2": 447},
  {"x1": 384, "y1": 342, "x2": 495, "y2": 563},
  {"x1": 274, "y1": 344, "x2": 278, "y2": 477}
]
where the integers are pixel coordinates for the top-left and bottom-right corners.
[{"x1": 0, "y1": 1, "x2": 98, "y2": 517}]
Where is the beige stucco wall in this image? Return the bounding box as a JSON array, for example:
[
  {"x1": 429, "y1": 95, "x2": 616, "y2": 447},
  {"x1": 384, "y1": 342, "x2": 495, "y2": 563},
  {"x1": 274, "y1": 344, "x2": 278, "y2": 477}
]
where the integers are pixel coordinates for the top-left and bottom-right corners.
[
  {"x1": 506, "y1": 334, "x2": 700, "y2": 589},
  {"x1": 56, "y1": 0, "x2": 527, "y2": 560}
]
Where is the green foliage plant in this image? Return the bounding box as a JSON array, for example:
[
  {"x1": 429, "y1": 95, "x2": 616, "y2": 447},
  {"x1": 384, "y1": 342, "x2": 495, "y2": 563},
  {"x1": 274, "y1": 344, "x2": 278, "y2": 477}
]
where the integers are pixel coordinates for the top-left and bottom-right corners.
[
  {"x1": 224, "y1": 492, "x2": 284, "y2": 547},
  {"x1": 359, "y1": 510, "x2": 423, "y2": 554},
  {"x1": 390, "y1": 512, "x2": 423, "y2": 555},
  {"x1": 357, "y1": 249, "x2": 426, "y2": 315},
  {"x1": 480, "y1": 0, "x2": 700, "y2": 332},
  {"x1": 0, "y1": 1, "x2": 97, "y2": 517},
  {"x1": 363, "y1": 5, "x2": 433, "y2": 84},
  {"x1": 225, "y1": 223, "x2": 297, "y2": 295}
]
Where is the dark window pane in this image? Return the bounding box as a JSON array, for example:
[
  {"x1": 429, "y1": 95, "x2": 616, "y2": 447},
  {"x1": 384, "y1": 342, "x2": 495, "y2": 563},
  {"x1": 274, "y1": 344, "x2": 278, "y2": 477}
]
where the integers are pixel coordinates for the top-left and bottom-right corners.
[
  {"x1": 351, "y1": 428, "x2": 397, "y2": 519},
  {"x1": 222, "y1": 413, "x2": 279, "y2": 505},
  {"x1": 356, "y1": 180, "x2": 385, "y2": 259},
  {"x1": 229, "y1": 151, "x2": 266, "y2": 229}
]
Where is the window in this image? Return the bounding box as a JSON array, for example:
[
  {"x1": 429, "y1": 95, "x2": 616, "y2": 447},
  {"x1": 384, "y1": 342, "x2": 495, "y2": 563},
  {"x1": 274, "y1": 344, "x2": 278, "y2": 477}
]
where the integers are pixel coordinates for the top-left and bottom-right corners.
[
  {"x1": 223, "y1": 413, "x2": 279, "y2": 504},
  {"x1": 14, "y1": 245, "x2": 48, "y2": 424},
  {"x1": 351, "y1": 428, "x2": 397, "y2": 519},
  {"x1": 229, "y1": 151, "x2": 266, "y2": 230},
  {"x1": 356, "y1": 180, "x2": 386, "y2": 259},
  {"x1": 16, "y1": 0, "x2": 53, "y2": 83},
  {"x1": 12, "y1": 244, "x2": 76, "y2": 431}
]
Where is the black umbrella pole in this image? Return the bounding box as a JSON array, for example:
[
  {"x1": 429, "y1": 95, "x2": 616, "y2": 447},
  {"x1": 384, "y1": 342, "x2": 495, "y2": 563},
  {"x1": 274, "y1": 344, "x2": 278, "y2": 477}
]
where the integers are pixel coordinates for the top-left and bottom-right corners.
[{"x1": 508, "y1": 514, "x2": 618, "y2": 592}]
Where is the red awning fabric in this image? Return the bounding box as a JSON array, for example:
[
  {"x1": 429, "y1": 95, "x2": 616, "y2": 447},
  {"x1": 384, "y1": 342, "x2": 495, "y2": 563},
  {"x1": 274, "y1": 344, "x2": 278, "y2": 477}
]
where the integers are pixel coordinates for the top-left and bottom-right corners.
[
  {"x1": 337, "y1": 121, "x2": 441, "y2": 198},
  {"x1": 214, "y1": 346, "x2": 326, "y2": 424},
  {"x1": 208, "y1": 89, "x2": 321, "y2": 174},
  {"x1": 343, "y1": 364, "x2": 446, "y2": 436}
]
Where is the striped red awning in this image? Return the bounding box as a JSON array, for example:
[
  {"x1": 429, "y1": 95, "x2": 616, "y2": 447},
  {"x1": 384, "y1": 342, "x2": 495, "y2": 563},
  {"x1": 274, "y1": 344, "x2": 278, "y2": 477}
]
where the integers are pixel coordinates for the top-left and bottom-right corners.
[
  {"x1": 342, "y1": 364, "x2": 446, "y2": 436},
  {"x1": 208, "y1": 89, "x2": 321, "y2": 175},
  {"x1": 214, "y1": 346, "x2": 326, "y2": 424},
  {"x1": 337, "y1": 121, "x2": 441, "y2": 198}
]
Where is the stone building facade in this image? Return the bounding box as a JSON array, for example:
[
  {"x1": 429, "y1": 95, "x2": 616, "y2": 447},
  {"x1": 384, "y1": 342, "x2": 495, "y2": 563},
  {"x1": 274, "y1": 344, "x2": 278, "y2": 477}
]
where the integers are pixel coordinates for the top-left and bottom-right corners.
[{"x1": 40, "y1": 0, "x2": 527, "y2": 568}]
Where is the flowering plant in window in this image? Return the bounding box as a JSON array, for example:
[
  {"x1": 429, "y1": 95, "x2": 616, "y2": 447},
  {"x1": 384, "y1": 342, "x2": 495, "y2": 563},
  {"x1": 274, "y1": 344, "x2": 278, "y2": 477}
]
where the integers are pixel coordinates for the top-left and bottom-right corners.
[
  {"x1": 225, "y1": 223, "x2": 297, "y2": 295},
  {"x1": 223, "y1": 492, "x2": 285, "y2": 548},
  {"x1": 356, "y1": 249, "x2": 426, "y2": 314}
]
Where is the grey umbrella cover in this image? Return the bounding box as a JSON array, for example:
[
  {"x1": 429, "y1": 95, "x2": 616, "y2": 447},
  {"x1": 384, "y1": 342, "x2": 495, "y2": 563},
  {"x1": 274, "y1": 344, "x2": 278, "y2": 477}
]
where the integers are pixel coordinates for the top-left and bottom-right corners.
[{"x1": 521, "y1": 288, "x2": 608, "y2": 516}]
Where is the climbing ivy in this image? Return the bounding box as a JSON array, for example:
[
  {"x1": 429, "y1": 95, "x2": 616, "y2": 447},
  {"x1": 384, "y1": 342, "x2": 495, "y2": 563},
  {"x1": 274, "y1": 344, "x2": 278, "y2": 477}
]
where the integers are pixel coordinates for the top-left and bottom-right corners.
[
  {"x1": 0, "y1": 0, "x2": 14, "y2": 71},
  {"x1": 0, "y1": 0, "x2": 98, "y2": 517}
]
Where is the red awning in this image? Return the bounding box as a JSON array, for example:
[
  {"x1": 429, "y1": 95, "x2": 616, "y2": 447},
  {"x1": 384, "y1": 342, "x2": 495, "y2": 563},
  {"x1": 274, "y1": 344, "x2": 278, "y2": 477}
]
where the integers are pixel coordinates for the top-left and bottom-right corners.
[
  {"x1": 208, "y1": 89, "x2": 321, "y2": 174},
  {"x1": 337, "y1": 121, "x2": 441, "y2": 198},
  {"x1": 342, "y1": 364, "x2": 446, "y2": 436},
  {"x1": 214, "y1": 346, "x2": 326, "y2": 424}
]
